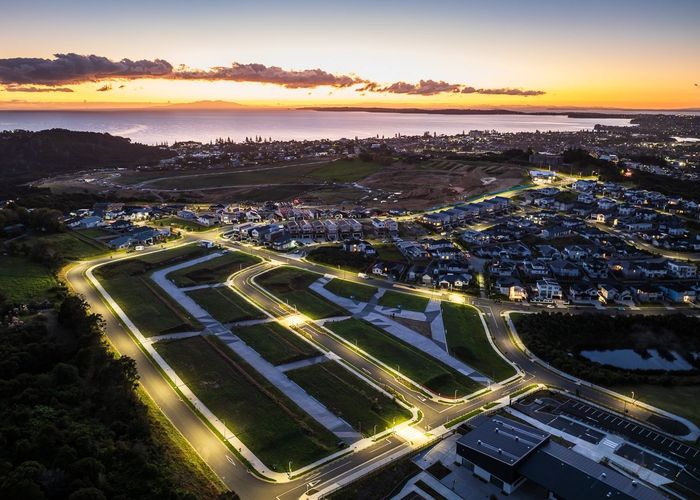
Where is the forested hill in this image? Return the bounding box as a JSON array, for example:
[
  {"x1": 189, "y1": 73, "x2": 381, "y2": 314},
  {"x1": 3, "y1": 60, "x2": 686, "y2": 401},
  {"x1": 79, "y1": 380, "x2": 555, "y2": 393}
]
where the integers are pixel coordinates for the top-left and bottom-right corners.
[{"x1": 0, "y1": 128, "x2": 173, "y2": 185}]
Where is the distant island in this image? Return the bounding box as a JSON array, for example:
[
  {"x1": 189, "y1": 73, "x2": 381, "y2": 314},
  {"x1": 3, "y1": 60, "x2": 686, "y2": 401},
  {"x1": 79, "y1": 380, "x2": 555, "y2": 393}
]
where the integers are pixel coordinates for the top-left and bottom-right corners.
[{"x1": 299, "y1": 106, "x2": 640, "y2": 119}]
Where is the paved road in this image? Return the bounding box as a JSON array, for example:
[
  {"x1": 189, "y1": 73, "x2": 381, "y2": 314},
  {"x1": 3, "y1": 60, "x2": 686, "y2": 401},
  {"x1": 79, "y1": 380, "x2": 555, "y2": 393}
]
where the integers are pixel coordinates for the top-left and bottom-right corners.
[{"x1": 62, "y1": 230, "x2": 698, "y2": 499}]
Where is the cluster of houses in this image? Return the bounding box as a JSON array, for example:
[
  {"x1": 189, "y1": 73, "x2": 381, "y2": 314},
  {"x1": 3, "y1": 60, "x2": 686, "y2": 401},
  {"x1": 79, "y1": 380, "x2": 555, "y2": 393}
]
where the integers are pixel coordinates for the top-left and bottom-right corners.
[
  {"x1": 419, "y1": 196, "x2": 513, "y2": 231},
  {"x1": 456, "y1": 205, "x2": 699, "y2": 304}
]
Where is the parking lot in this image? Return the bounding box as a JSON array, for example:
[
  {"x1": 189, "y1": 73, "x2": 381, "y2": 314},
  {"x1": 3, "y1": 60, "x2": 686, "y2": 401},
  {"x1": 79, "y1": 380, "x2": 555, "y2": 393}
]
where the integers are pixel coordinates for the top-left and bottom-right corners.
[
  {"x1": 559, "y1": 399, "x2": 700, "y2": 467},
  {"x1": 547, "y1": 416, "x2": 605, "y2": 444}
]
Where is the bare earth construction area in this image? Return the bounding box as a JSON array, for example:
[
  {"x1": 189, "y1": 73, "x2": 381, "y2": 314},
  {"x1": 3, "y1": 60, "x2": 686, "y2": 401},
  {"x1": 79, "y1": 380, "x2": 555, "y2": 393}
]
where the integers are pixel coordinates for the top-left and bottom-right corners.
[{"x1": 36, "y1": 158, "x2": 526, "y2": 208}]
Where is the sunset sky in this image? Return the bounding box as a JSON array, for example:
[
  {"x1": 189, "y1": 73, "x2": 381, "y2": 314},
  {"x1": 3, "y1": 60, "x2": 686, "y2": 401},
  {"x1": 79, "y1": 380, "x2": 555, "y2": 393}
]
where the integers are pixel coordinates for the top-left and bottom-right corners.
[{"x1": 1, "y1": 0, "x2": 698, "y2": 109}]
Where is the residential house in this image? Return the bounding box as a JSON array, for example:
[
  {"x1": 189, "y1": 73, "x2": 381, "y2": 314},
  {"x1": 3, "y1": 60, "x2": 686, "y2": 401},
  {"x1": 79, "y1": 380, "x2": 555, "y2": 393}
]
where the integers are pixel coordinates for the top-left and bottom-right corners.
[
  {"x1": 535, "y1": 278, "x2": 563, "y2": 300},
  {"x1": 549, "y1": 260, "x2": 580, "y2": 278},
  {"x1": 667, "y1": 260, "x2": 697, "y2": 279},
  {"x1": 658, "y1": 285, "x2": 696, "y2": 303}
]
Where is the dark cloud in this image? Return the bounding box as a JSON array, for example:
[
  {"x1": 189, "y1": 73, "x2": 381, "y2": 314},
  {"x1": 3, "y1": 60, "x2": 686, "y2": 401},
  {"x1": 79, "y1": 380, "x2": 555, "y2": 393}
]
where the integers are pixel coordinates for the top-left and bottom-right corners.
[
  {"x1": 370, "y1": 79, "x2": 462, "y2": 96},
  {"x1": 2, "y1": 84, "x2": 74, "y2": 92},
  {"x1": 364, "y1": 80, "x2": 545, "y2": 97},
  {"x1": 175, "y1": 62, "x2": 364, "y2": 88},
  {"x1": 471, "y1": 87, "x2": 545, "y2": 96},
  {"x1": 0, "y1": 53, "x2": 544, "y2": 97},
  {"x1": 0, "y1": 53, "x2": 173, "y2": 86}
]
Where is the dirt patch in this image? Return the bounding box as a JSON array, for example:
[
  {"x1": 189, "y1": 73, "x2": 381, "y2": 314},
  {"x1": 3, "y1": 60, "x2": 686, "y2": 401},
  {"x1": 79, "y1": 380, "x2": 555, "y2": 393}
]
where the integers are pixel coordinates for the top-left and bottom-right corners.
[
  {"x1": 360, "y1": 161, "x2": 526, "y2": 209},
  {"x1": 391, "y1": 315, "x2": 432, "y2": 338}
]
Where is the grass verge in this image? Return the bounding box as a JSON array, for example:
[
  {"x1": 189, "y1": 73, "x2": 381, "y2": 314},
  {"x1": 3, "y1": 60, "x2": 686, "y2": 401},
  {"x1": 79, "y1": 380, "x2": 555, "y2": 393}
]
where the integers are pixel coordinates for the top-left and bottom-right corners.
[
  {"x1": 612, "y1": 384, "x2": 700, "y2": 428},
  {"x1": 287, "y1": 361, "x2": 412, "y2": 436},
  {"x1": 377, "y1": 290, "x2": 429, "y2": 312},
  {"x1": 327, "y1": 318, "x2": 482, "y2": 397},
  {"x1": 234, "y1": 322, "x2": 320, "y2": 366},
  {"x1": 442, "y1": 302, "x2": 515, "y2": 382},
  {"x1": 187, "y1": 286, "x2": 265, "y2": 323},
  {"x1": 256, "y1": 266, "x2": 345, "y2": 319},
  {"x1": 154, "y1": 335, "x2": 339, "y2": 470},
  {"x1": 167, "y1": 251, "x2": 260, "y2": 287},
  {"x1": 94, "y1": 246, "x2": 208, "y2": 336},
  {"x1": 324, "y1": 278, "x2": 377, "y2": 302}
]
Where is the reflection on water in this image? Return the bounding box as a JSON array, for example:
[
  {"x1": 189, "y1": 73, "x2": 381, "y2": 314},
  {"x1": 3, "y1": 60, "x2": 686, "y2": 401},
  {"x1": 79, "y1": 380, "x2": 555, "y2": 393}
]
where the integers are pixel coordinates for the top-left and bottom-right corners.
[
  {"x1": 0, "y1": 110, "x2": 633, "y2": 145},
  {"x1": 580, "y1": 349, "x2": 693, "y2": 371}
]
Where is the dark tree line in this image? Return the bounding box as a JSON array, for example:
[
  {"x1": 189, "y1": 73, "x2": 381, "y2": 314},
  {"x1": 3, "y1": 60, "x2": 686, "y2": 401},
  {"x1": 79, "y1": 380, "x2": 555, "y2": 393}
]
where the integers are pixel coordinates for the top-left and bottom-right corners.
[
  {"x1": 0, "y1": 294, "x2": 230, "y2": 499},
  {"x1": 514, "y1": 312, "x2": 700, "y2": 386}
]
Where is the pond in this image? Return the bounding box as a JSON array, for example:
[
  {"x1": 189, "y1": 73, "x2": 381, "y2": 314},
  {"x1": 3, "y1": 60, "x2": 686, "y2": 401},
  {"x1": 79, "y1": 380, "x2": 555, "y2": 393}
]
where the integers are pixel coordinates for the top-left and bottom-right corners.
[{"x1": 580, "y1": 349, "x2": 693, "y2": 371}]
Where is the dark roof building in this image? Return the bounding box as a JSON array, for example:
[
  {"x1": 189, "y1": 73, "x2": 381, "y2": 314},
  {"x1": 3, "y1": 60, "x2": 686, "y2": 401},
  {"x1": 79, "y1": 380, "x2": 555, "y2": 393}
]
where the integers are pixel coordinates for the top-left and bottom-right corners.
[{"x1": 456, "y1": 416, "x2": 665, "y2": 499}]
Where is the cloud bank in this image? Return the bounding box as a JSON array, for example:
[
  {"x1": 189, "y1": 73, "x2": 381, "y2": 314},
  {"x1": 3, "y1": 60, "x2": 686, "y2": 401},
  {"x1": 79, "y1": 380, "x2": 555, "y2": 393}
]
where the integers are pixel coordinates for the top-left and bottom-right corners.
[
  {"x1": 175, "y1": 62, "x2": 365, "y2": 88},
  {"x1": 0, "y1": 53, "x2": 545, "y2": 97}
]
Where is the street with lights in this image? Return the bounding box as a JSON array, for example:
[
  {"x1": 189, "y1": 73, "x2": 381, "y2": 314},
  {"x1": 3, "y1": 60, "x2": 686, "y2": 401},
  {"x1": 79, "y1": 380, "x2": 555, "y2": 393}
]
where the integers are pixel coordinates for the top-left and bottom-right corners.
[{"x1": 62, "y1": 227, "x2": 699, "y2": 499}]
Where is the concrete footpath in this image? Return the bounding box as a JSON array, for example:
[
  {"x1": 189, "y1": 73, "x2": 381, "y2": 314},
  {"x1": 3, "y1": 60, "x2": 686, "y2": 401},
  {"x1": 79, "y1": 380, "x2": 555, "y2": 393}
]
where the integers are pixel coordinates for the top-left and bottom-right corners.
[{"x1": 153, "y1": 257, "x2": 362, "y2": 443}]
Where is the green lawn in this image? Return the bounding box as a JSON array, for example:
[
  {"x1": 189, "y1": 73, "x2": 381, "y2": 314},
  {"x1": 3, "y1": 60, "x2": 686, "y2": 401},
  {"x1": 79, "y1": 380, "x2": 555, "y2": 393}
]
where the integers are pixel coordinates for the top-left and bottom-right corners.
[
  {"x1": 288, "y1": 361, "x2": 412, "y2": 436},
  {"x1": 187, "y1": 286, "x2": 265, "y2": 324},
  {"x1": 327, "y1": 318, "x2": 482, "y2": 397},
  {"x1": 255, "y1": 266, "x2": 345, "y2": 319},
  {"x1": 613, "y1": 384, "x2": 700, "y2": 429},
  {"x1": 442, "y1": 303, "x2": 516, "y2": 382},
  {"x1": 378, "y1": 290, "x2": 429, "y2": 312},
  {"x1": 94, "y1": 247, "x2": 208, "y2": 336},
  {"x1": 154, "y1": 336, "x2": 339, "y2": 470},
  {"x1": 324, "y1": 278, "x2": 377, "y2": 302},
  {"x1": 234, "y1": 322, "x2": 320, "y2": 366},
  {"x1": 153, "y1": 217, "x2": 212, "y2": 232},
  {"x1": 167, "y1": 251, "x2": 261, "y2": 287},
  {"x1": 374, "y1": 245, "x2": 406, "y2": 263},
  {"x1": 0, "y1": 256, "x2": 60, "y2": 303}
]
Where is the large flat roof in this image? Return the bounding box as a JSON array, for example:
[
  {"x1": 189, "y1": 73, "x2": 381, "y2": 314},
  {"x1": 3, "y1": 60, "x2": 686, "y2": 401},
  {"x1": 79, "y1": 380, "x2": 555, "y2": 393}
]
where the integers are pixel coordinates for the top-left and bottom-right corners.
[
  {"x1": 457, "y1": 416, "x2": 549, "y2": 466},
  {"x1": 519, "y1": 441, "x2": 665, "y2": 500}
]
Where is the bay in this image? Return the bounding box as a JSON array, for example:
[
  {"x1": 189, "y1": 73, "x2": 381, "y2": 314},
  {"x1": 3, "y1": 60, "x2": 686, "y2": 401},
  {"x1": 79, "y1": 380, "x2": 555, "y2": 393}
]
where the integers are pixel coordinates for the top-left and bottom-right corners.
[{"x1": 0, "y1": 109, "x2": 632, "y2": 145}]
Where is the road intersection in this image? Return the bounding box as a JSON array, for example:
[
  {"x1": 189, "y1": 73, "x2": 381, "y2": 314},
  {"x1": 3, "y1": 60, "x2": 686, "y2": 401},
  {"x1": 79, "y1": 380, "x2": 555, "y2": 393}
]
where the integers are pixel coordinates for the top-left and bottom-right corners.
[{"x1": 62, "y1": 229, "x2": 699, "y2": 499}]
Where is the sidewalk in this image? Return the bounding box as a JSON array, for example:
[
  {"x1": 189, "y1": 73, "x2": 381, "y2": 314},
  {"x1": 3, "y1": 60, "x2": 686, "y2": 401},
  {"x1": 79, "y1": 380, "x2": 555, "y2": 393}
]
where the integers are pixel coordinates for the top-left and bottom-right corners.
[
  {"x1": 309, "y1": 277, "x2": 367, "y2": 315},
  {"x1": 154, "y1": 258, "x2": 363, "y2": 443},
  {"x1": 217, "y1": 332, "x2": 362, "y2": 442},
  {"x1": 362, "y1": 311, "x2": 490, "y2": 384}
]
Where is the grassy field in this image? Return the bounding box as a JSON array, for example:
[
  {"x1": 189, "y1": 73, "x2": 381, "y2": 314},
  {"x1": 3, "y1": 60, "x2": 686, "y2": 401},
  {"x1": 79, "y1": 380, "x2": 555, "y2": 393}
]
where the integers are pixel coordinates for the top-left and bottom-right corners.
[
  {"x1": 327, "y1": 318, "x2": 482, "y2": 397},
  {"x1": 133, "y1": 160, "x2": 383, "y2": 190},
  {"x1": 94, "y1": 246, "x2": 208, "y2": 336},
  {"x1": 33, "y1": 231, "x2": 109, "y2": 261},
  {"x1": 234, "y1": 322, "x2": 320, "y2": 366},
  {"x1": 306, "y1": 246, "x2": 374, "y2": 272},
  {"x1": 152, "y1": 217, "x2": 211, "y2": 232},
  {"x1": 187, "y1": 286, "x2": 265, "y2": 323},
  {"x1": 613, "y1": 384, "x2": 700, "y2": 428},
  {"x1": 442, "y1": 303, "x2": 516, "y2": 382},
  {"x1": 306, "y1": 160, "x2": 383, "y2": 183},
  {"x1": 256, "y1": 266, "x2": 345, "y2": 319},
  {"x1": 287, "y1": 361, "x2": 412, "y2": 436},
  {"x1": 374, "y1": 244, "x2": 406, "y2": 263},
  {"x1": 76, "y1": 227, "x2": 114, "y2": 239},
  {"x1": 167, "y1": 251, "x2": 260, "y2": 287},
  {"x1": 154, "y1": 336, "x2": 338, "y2": 470},
  {"x1": 377, "y1": 290, "x2": 429, "y2": 312},
  {"x1": 324, "y1": 278, "x2": 377, "y2": 302},
  {"x1": 0, "y1": 255, "x2": 60, "y2": 303}
]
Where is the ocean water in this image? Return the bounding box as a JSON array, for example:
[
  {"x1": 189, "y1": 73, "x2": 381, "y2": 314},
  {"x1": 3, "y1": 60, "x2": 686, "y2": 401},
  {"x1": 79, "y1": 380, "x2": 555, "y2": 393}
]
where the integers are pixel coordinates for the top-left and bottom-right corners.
[{"x1": 0, "y1": 109, "x2": 632, "y2": 145}]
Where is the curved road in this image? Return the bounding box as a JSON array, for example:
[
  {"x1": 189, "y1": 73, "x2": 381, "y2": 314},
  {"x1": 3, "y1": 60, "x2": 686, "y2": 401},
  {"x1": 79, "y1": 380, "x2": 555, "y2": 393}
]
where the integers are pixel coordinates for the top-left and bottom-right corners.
[{"x1": 63, "y1": 231, "x2": 697, "y2": 499}]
